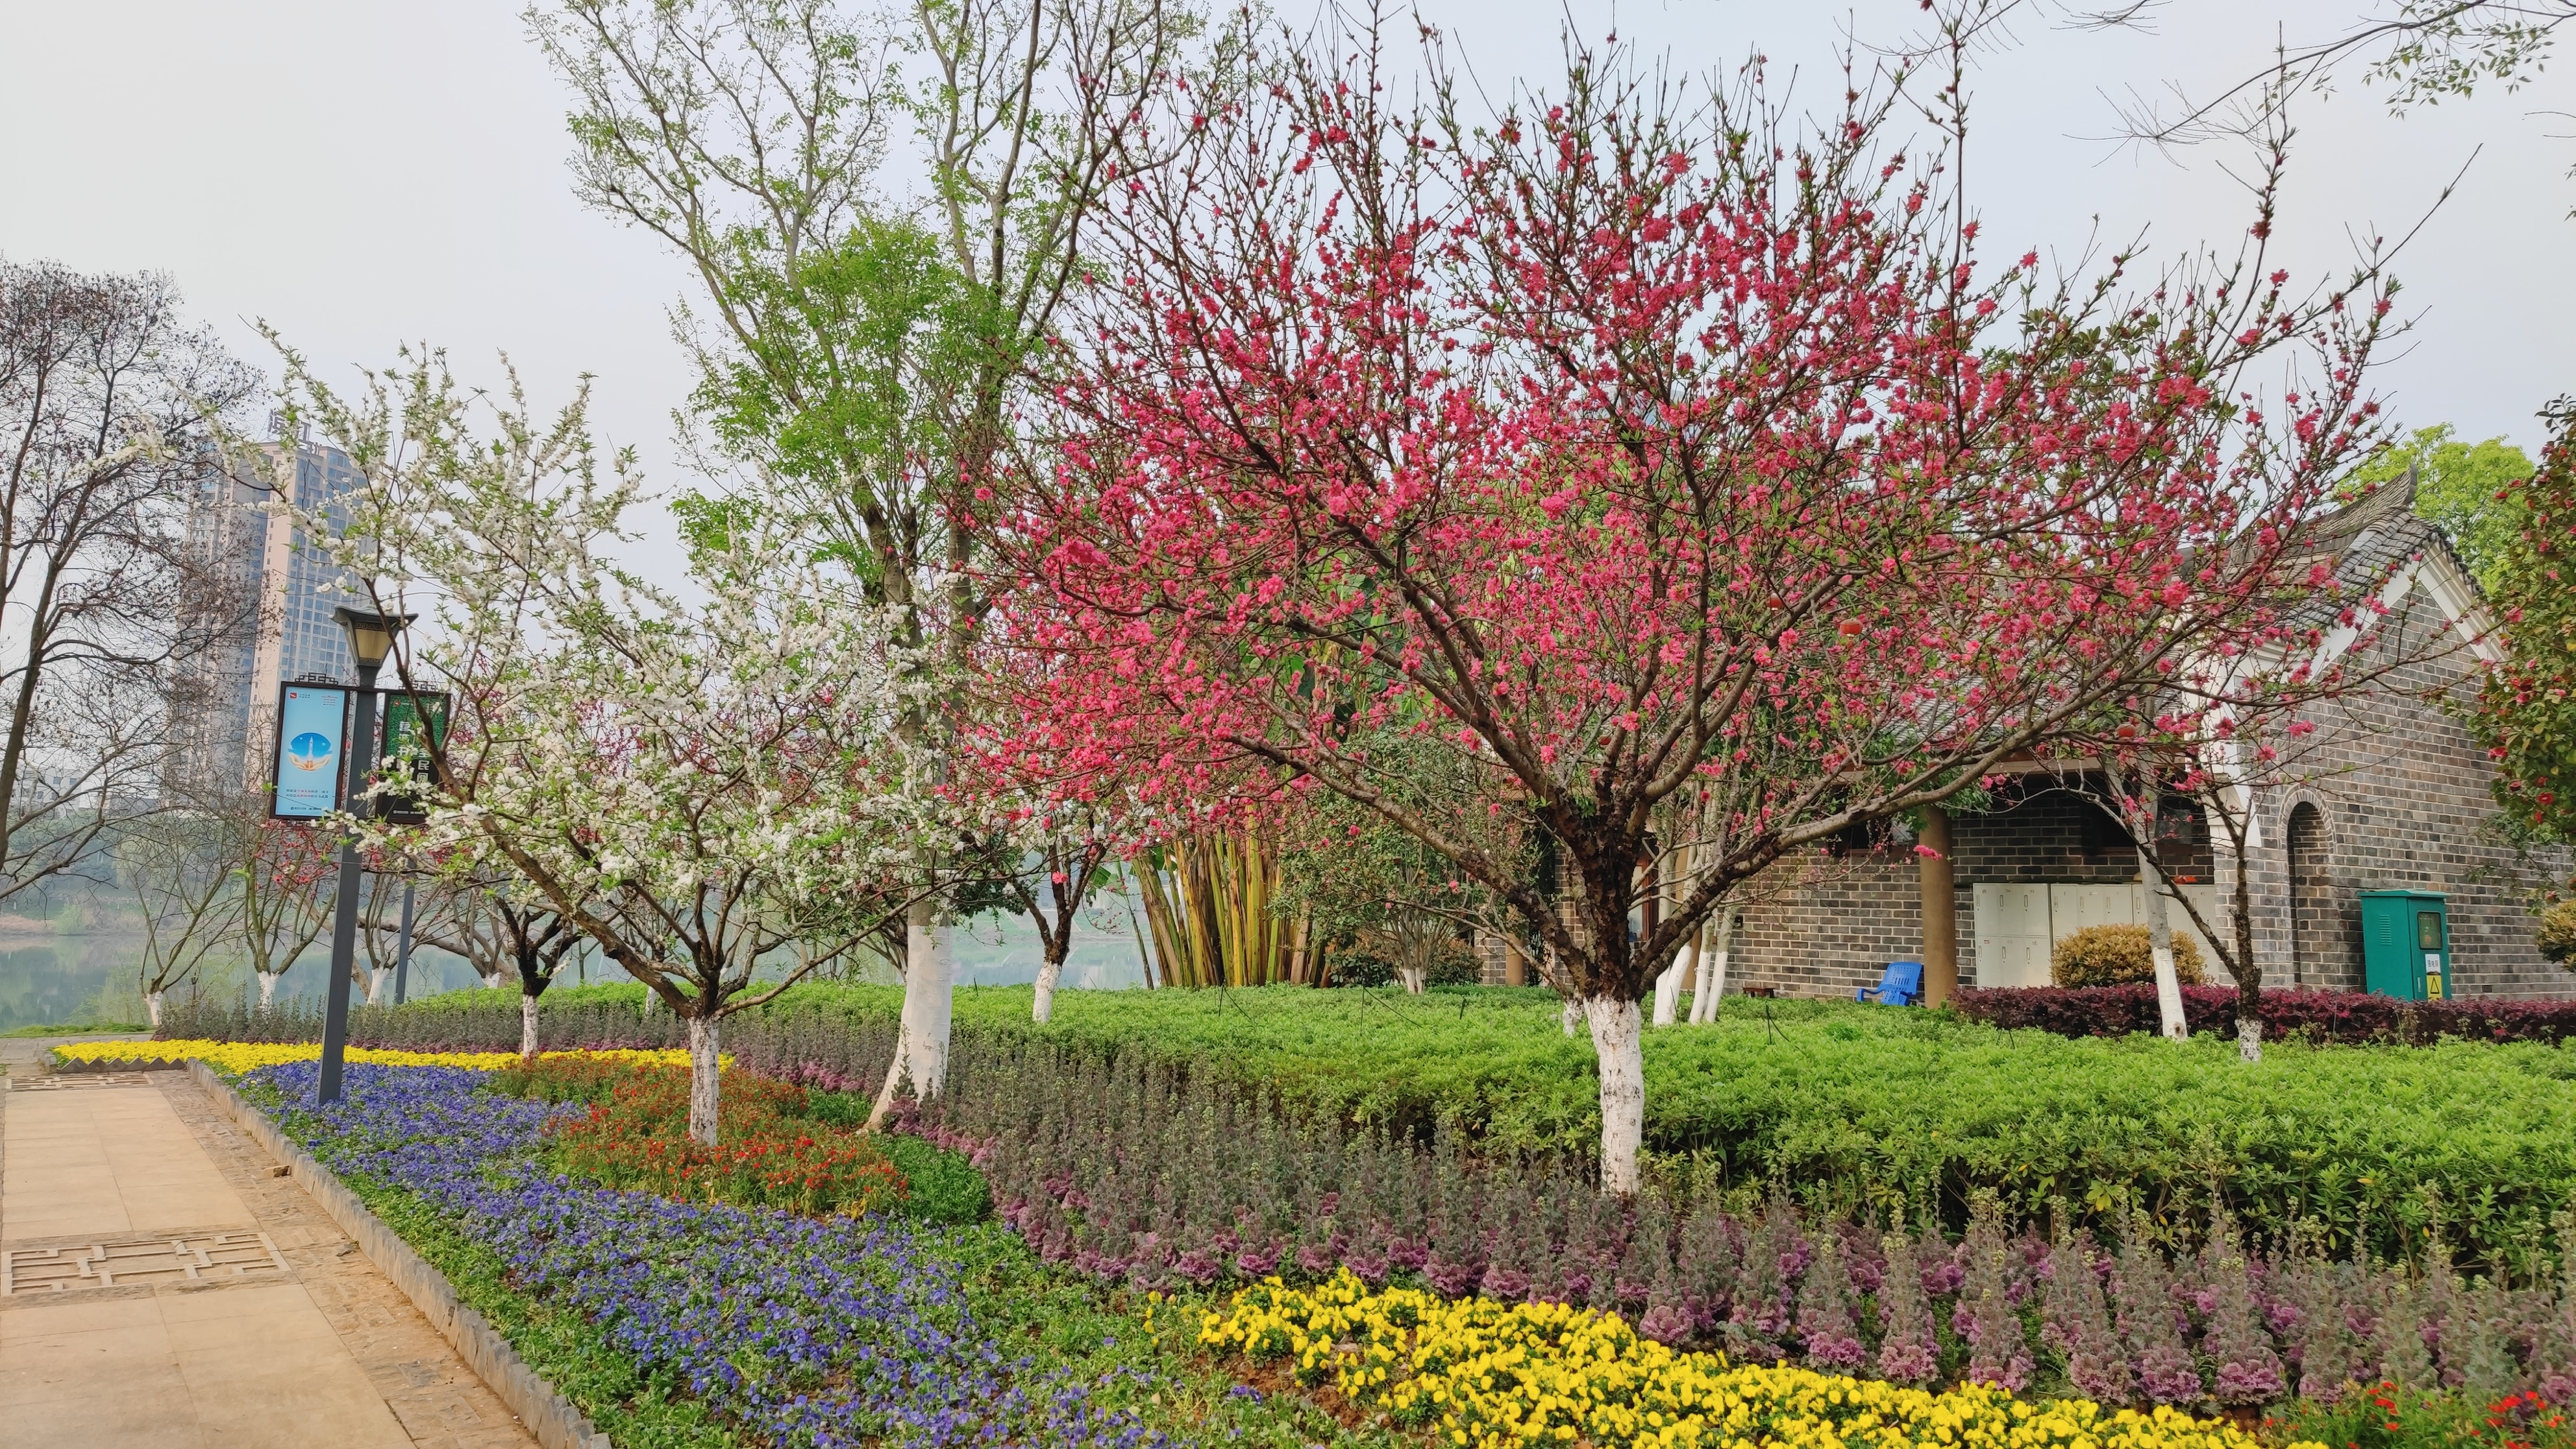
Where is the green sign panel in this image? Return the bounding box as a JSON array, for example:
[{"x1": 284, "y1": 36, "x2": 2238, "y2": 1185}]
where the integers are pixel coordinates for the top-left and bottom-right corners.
[{"x1": 377, "y1": 689, "x2": 450, "y2": 824}]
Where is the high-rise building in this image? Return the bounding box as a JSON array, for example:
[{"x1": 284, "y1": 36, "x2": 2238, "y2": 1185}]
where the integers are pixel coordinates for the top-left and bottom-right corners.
[
  {"x1": 168, "y1": 455, "x2": 266, "y2": 796},
  {"x1": 171, "y1": 420, "x2": 366, "y2": 795}
]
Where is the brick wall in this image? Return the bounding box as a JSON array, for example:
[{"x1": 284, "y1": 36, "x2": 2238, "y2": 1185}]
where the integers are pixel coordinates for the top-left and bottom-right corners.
[
  {"x1": 1727, "y1": 850, "x2": 1923, "y2": 1000},
  {"x1": 1719, "y1": 541, "x2": 2570, "y2": 1000},
  {"x1": 1726, "y1": 789, "x2": 2206, "y2": 999},
  {"x1": 2209, "y1": 556, "x2": 2572, "y2": 998}
]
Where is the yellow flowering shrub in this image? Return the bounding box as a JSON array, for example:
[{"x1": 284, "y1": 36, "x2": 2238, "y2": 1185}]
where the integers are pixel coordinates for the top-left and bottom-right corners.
[
  {"x1": 49, "y1": 1039, "x2": 704, "y2": 1075},
  {"x1": 1202, "y1": 1272, "x2": 2313, "y2": 1449}
]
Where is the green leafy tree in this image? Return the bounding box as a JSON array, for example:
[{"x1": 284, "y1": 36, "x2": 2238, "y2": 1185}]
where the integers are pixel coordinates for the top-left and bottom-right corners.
[
  {"x1": 1275, "y1": 804, "x2": 1481, "y2": 993},
  {"x1": 533, "y1": 0, "x2": 1199, "y2": 1076},
  {"x1": 1272, "y1": 734, "x2": 1519, "y2": 994},
  {"x1": 2473, "y1": 399, "x2": 2576, "y2": 873},
  {"x1": 2349, "y1": 423, "x2": 2537, "y2": 590}
]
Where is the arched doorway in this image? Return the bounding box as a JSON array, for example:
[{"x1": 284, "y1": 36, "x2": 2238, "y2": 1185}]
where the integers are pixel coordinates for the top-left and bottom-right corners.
[{"x1": 2286, "y1": 802, "x2": 2329, "y2": 985}]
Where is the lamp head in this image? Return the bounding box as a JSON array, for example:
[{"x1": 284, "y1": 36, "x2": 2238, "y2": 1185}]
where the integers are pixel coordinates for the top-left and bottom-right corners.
[{"x1": 333, "y1": 606, "x2": 413, "y2": 672}]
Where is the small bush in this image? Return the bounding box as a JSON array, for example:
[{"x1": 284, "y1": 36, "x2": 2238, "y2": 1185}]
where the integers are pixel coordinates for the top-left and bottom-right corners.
[
  {"x1": 1426, "y1": 944, "x2": 1483, "y2": 987},
  {"x1": 880, "y1": 1135, "x2": 991, "y2": 1224},
  {"x1": 2540, "y1": 898, "x2": 2576, "y2": 967},
  {"x1": 2052, "y1": 923, "x2": 2206, "y2": 987},
  {"x1": 1328, "y1": 951, "x2": 1394, "y2": 987},
  {"x1": 487, "y1": 1052, "x2": 636, "y2": 1104}
]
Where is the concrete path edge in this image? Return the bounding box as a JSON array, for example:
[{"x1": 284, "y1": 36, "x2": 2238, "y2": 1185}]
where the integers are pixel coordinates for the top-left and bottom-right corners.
[{"x1": 186, "y1": 1060, "x2": 612, "y2": 1449}]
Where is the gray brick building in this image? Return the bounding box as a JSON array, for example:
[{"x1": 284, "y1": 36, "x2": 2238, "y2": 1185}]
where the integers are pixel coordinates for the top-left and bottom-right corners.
[{"x1": 1717, "y1": 479, "x2": 2572, "y2": 1002}]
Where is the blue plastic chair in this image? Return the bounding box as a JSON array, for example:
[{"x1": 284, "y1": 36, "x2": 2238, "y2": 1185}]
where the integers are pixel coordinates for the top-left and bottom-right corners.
[{"x1": 1856, "y1": 960, "x2": 1924, "y2": 1006}]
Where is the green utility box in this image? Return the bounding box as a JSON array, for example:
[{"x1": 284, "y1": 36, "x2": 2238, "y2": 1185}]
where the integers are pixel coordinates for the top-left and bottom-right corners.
[{"x1": 2360, "y1": 891, "x2": 2451, "y2": 1000}]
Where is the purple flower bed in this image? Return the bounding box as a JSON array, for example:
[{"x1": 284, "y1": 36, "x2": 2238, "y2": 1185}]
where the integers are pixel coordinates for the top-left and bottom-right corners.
[
  {"x1": 900, "y1": 1036, "x2": 2576, "y2": 1410},
  {"x1": 250, "y1": 1061, "x2": 1174, "y2": 1449},
  {"x1": 184, "y1": 992, "x2": 2576, "y2": 1413},
  {"x1": 1953, "y1": 985, "x2": 2576, "y2": 1045}
]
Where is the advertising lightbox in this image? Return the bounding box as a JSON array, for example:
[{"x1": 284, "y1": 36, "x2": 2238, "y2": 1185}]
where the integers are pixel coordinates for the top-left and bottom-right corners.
[{"x1": 271, "y1": 684, "x2": 349, "y2": 819}]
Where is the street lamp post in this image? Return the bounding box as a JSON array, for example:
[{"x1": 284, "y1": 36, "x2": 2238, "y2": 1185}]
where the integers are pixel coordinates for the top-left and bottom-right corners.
[
  {"x1": 393, "y1": 880, "x2": 417, "y2": 1006},
  {"x1": 317, "y1": 606, "x2": 410, "y2": 1106}
]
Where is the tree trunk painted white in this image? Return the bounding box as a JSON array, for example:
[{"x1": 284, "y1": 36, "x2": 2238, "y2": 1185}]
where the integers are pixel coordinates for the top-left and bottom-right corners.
[
  {"x1": 256, "y1": 972, "x2": 280, "y2": 1009},
  {"x1": 1561, "y1": 998, "x2": 1581, "y2": 1036},
  {"x1": 2237, "y1": 1013, "x2": 2262, "y2": 1063},
  {"x1": 2120, "y1": 782, "x2": 2189, "y2": 1042},
  {"x1": 521, "y1": 993, "x2": 541, "y2": 1063},
  {"x1": 1652, "y1": 942, "x2": 1692, "y2": 1026},
  {"x1": 145, "y1": 990, "x2": 164, "y2": 1028},
  {"x1": 898, "y1": 898, "x2": 953, "y2": 1099},
  {"x1": 1585, "y1": 995, "x2": 1646, "y2": 1195},
  {"x1": 685, "y1": 1013, "x2": 720, "y2": 1145},
  {"x1": 1396, "y1": 966, "x2": 1427, "y2": 994},
  {"x1": 1032, "y1": 954, "x2": 1064, "y2": 1023},
  {"x1": 865, "y1": 1019, "x2": 911, "y2": 1131},
  {"x1": 2142, "y1": 864, "x2": 2188, "y2": 1041},
  {"x1": 366, "y1": 967, "x2": 393, "y2": 1006},
  {"x1": 1692, "y1": 913, "x2": 1733, "y2": 1024},
  {"x1": 480, "y1": 969, "x2": 507, "y2": 991}
]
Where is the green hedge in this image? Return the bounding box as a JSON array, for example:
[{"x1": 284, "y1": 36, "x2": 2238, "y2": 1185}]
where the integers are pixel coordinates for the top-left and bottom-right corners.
[
  {"x1": 797, "y1": 984, "x2": 2576, "y2": 1269},
  {"x1": 246, "y1": 981, "x2": 2576, "y2": 1269}
]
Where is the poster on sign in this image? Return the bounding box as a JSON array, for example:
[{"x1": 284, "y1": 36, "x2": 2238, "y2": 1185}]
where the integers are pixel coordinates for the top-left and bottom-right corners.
[
  {"x1": 376, "y1": 689, "x2": 449, "y2": 824},
  {"x1": 271, "y1": 683, "x2": 349, "y2": 819}
]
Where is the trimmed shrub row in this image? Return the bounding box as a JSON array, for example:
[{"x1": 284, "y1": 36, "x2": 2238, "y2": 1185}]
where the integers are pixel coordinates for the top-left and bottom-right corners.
[
  {"x1": 162, "y1": 982, "x2": 2576, "y2": 1272},
  {"x1": 1955, "y1": 985, "x2": 2576, "y2": 1045},
  {"x1": 162, "y1": 987, "x2": 683, "y2": 1052},
  {"x1": 919, "y1": 1030, "x2": 2576, "y2": 1411}
]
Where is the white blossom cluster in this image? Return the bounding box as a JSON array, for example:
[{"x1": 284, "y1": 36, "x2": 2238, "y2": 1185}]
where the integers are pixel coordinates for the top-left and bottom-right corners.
[{"x1": 266, "y1": 344, "x2": 974, "y2": 1015}]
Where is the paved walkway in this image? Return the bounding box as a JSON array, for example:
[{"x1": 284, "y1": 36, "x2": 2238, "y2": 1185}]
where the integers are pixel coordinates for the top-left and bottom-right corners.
[{"x1": 0, "y1": 1043, "x2": 540, "y2": 1449}]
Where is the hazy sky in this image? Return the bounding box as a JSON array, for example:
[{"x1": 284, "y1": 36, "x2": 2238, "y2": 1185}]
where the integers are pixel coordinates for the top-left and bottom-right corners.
[{"x1": 5, "y1": 0, "x2": 2571, "y2": 547}]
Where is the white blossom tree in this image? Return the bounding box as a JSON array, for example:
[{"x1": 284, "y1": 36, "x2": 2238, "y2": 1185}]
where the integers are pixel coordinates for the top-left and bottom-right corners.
[
  {"x1": 401, "y1": 875, "x2": 590, "y2": 1061},
  {"x1": 531, "y1": 0, "x2": 1194, "y2": 1095},
  {"x1": 116, "y1": 799, "x2": 243, "y2": 1028},
  {"x1": 267, "y1": 344, "x2": 958, "y2": 1142}
]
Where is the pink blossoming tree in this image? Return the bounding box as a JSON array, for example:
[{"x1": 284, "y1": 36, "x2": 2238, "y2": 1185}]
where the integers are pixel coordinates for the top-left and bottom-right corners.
[{"x1": 1006, "y1": 32, "x2": 2395, "y2": 1191}]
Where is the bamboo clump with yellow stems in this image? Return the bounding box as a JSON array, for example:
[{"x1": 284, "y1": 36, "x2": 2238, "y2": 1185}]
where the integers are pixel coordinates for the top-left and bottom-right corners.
[{"x1": 1130, "y1": 832, "x2": 1324, "y2": 987}]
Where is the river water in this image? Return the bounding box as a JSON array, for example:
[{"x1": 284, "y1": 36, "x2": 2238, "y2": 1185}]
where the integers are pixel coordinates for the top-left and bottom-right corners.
[{"x1": 0, "y1": 892, "x2": 1151, "y2": 1031}]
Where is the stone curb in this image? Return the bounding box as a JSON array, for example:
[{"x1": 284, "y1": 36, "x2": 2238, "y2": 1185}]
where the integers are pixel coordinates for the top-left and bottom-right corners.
[{"x1": 188, "y1": 1059, "x2": 612, "y2": 1449}]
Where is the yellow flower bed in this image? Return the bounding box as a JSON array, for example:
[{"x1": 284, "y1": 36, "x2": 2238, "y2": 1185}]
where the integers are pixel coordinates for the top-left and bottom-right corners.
[
  {"x1": 1201, "y1": 1272, "x2": 2312, "y2": 1449},
  {"x1": 49, "y1": 1039, "x2": 704, "y2": 1075}
]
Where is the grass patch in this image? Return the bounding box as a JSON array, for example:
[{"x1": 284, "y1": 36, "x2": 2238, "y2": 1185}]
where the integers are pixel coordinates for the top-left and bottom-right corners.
[
  {"x1": 1, "y1": 1021, "x2": 147, "y2": 1037},
  {"x1": 920, "y1": 1220, "x2": 1397, "y2": 1448},
  {"x1": 793, "y1": 1085, "x2": 995, "y2": 1224},
  {"x1": 878, "y1": 1135, "x2": 991, "y2": 1226}
]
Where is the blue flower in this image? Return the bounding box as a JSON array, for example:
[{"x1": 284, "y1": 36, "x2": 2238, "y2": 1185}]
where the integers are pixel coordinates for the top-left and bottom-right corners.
[{"x1": 251, "y1": 1062, "x2": 1172, "y2": 1448}]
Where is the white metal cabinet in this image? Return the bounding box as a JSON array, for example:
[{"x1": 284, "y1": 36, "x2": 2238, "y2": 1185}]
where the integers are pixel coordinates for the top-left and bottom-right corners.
[
  {"x1": 1972, "y1": 881, "x2": 2227, "y2": 989},
  {"x1": 1972, "y1": 883, "x2": 2055, "y2": 988}
]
